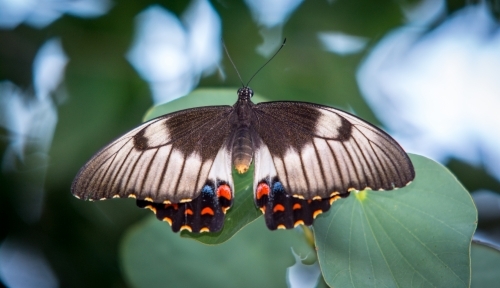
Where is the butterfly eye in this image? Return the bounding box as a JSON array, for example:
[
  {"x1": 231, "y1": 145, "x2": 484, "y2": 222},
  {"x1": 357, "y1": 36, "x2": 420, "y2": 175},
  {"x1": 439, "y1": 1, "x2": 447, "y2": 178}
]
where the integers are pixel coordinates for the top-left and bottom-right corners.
[{"x1": 237, "y1": 87, "x2": 253, "y2": 100}]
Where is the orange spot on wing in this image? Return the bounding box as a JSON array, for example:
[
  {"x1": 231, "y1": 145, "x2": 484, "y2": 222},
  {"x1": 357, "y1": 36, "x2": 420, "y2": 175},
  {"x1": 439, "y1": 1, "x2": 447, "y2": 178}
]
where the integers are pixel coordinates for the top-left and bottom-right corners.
[
  {"x1": 294, "y1": 220, "x2": 305, "y2": 227},
  {"x1": 145, "y1": 205, "x2": 157, "y2": 214},
  {"x1": 277, "y1": 224, "x2": 286, "y2": 230},
  {"x1": 185, "y1": 209, "x2": 193, "y2": 216},
  {"x1": 273, "y1": 204, "x2": 285, "y2": 213},
  {"x1": 200, "y1": 227, "x2": 210, "y2": 233},
  {"x1": 313, "y1": 209, "x2": 323, "y2": 218},
  {"x1": 217, "y1": 185, "x2": 232, "y2": 200},
  {"x1": 292, "y1": 203, "x2": 302, "y2": 210},
  {"x1": 162, "y1": 217, "x2": 172, "y2": 226},
  {"x1": 222, "y1": 206, "x2": 230, "y2": 214},
  {"x1": 180, "y1": 225, "x2": 192, "y2": 232},
  {"x1": 259, "y1": 207, "x2": 266, "y2": 213},
  {"x1": 201, "y1": 207, "x2": 214, "y2": 216},
  {"x1": 329, "y1": 195, "x2": 341, "y2": 205},
  {"x1": 256, "y1": 183, "x2": 270, "y2": 200}
]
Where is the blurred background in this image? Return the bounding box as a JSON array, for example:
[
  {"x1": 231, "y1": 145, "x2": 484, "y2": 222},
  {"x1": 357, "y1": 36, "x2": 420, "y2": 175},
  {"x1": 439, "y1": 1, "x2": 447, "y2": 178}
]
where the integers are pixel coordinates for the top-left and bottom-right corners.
[{"x1": 1, "y1": 0, "x2": 500, "y2": 287}]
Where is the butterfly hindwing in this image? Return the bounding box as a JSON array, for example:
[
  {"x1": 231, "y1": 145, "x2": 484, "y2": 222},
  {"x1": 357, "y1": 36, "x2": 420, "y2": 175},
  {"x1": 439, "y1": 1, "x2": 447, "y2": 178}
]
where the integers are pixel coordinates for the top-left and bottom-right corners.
[
  {"x1": 253, "y1": 137, "x2": 347, "y2": 230},
  {"x1": 71, "y1": 106, "x2": 235, "y2": 232},
  {"x1": 255, "y1": 178, "x2": 349, "y2": 230},
  {"x1": 136, "y1": 143, "x2": 234, "y2": 233},
  {"x1": 136, "y1": 179, "x2": 232, "y2": 233}
]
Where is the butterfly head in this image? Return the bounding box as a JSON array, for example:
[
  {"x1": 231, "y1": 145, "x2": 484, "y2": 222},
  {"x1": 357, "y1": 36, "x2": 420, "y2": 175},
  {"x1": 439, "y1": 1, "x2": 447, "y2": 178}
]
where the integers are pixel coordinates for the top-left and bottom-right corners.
[{"x1": 237, "y1": 87, "x2": 253, "y2": 102}]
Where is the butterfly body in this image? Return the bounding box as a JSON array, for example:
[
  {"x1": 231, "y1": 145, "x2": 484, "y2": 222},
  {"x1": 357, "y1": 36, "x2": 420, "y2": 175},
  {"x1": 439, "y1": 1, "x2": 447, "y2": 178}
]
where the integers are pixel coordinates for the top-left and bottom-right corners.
[
  {"x1": 72, "y1": 87, "x2": 414, "y2": 233},
  {"x1": 230, "y1": 88, "x2": 255, "y2": 174}
]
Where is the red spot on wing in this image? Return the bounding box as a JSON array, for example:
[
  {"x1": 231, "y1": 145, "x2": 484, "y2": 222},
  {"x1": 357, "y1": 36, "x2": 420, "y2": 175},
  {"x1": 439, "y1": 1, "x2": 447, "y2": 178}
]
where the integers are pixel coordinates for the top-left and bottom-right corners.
[
  {"x1": 165, "y1": 203, "x2": 178, "y2": 210},
  {"x1": 292, "y1": 203, "x2": 301, "y2": 210},
  {"x1": 256, "y1": 183, "x2": 270, "y2": 200},
  {"x1": 273, "y1": 204, "x2": 285, "y2": 213},
  {"x1": 201, "y1": 207, "x2": 214, "y2": 216},
  {"x1": 217, "y1": 185, "x2": 232, "y2": 200},
  {"x1": 185, "y1": 209, "x2": 193, "y2": 216}
]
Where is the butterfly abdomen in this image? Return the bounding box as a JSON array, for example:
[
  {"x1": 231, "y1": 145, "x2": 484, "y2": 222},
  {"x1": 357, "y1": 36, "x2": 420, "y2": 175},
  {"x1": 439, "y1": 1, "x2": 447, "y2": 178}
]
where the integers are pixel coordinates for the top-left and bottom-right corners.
[{"x1": 232, "y1": 127, "x2": 253, "y2": 174}]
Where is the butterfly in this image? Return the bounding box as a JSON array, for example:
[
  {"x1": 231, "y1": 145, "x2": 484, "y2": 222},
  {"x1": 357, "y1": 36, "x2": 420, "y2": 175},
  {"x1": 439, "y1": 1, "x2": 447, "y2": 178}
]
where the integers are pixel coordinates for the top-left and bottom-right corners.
[{"x1": 71, "y1": 85, "x2": 415, "y2": 233}]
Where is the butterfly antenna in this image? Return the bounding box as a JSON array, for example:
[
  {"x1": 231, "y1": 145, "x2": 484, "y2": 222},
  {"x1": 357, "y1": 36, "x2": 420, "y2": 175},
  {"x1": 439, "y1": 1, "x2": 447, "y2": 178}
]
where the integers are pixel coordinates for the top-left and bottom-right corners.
[
  {"x1": 246, "y1": 38, "x2": 287, "y2": 87},
  {"x1": 222, "y1": 39, "x2": 245, "y2": 87}
]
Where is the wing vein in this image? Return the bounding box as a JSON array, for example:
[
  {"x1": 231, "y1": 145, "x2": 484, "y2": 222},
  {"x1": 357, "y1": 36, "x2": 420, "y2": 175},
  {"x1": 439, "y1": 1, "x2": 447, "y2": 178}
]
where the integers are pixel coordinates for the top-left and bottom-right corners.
[
  {"x1": 156, "y1": 145, "x2": 174, "y2": 198},
  {"x1": 140, "y1": 147, "x2": 160, "y2": 196},
  {"x1": 312, "y1": 140, "x2": 327, "y2": 193}
]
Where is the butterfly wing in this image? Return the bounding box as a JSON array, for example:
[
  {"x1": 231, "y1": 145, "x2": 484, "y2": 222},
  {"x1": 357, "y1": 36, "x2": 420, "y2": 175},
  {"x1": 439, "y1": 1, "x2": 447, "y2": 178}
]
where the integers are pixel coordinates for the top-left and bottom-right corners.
[
  {"x1": 72, "y1": 106, "x2": 234, "y2": 232},
  {"x1": 252, "y1": 101, "x2": 415, "y2": 229}
]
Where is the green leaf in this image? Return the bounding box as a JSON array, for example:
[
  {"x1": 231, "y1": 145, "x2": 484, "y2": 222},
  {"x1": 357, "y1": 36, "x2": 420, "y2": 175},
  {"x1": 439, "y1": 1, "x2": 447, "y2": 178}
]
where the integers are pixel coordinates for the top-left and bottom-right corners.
[
  {"x1": 120, "y1": 216, "x2": 316, "y2": 288},
  {"x1": 471, "y1": 241, "x2": 500, "y2": 287},
  {"x1": 314, "y1": 154, "x2": 477, "y2": 288}
]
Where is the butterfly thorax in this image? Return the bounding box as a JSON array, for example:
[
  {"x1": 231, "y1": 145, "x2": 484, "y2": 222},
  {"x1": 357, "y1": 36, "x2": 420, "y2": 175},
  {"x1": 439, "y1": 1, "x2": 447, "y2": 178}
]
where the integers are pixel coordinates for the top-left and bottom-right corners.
[{"x1": 232, "y1": 87, "x2": 255, "y2": 174}]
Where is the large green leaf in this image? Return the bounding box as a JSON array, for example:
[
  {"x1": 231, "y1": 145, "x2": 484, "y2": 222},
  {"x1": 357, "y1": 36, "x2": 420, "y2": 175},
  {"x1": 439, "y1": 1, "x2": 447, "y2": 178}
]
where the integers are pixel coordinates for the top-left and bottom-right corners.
[
  {"x1": 120, "y1": 216, "x2": 316, "y2": 288},
  {"x1": 314, "y1": 154, "x2": 477, "y2": 287},
  {"x1": 471, "y1": 241, "x2": 500, "y2": 288}
]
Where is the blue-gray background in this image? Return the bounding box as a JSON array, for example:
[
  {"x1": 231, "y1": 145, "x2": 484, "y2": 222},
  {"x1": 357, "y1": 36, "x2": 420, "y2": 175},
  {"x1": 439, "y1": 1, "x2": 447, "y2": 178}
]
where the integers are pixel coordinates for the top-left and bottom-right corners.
[{"x1": 1, "y1": 0, "x2": 500, "y2": 287}]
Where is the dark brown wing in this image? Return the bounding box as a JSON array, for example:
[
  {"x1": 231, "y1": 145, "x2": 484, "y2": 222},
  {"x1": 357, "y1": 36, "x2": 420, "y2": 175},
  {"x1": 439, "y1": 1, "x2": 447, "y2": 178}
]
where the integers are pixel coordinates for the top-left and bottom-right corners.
[
  {"x1": 71, "y1": 106, "x2": 234, "y2": 204},
  {"x1": 252, "y1": 101, "x2": 415, "y2": 199}
]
